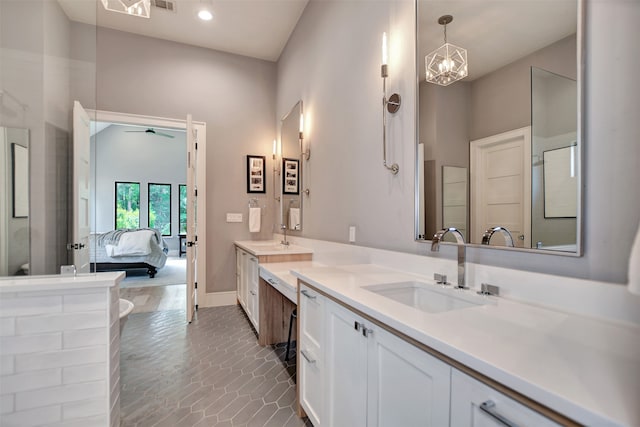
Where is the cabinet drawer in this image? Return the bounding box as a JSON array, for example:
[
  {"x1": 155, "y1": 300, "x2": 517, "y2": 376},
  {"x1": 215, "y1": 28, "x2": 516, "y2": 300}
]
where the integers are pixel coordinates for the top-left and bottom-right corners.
[
  {"x1": 299, "y1": 345, "x2": 323, "y2": 427},
  {"x1": 299, "y1": 284, "x2": 324, "y2": 348},
  {"x1": 451, "y1": 369, "x2": 561, "y2": 427}
]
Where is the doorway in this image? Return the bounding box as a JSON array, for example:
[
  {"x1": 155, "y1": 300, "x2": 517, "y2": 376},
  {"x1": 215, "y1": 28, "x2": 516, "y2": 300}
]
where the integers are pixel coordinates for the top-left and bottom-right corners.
[{"x1": 87, "y1": 109, "x2": 206, "y2": 321}]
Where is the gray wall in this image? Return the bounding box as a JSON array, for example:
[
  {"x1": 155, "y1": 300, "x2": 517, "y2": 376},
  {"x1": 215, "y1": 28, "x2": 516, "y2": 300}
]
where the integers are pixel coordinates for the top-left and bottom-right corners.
[
  {"x1": 76, "y1": 26, "x2": 278, "y2": 293},
  {"x1": 470, "y1": 35, "x2": 577, "y2": 141},
  {"x1": 90, "y1": 125, "x2": 186, "y2": 251},
  {"x1": 277, "y1": 0, "x2": 640, "y2": 284}
]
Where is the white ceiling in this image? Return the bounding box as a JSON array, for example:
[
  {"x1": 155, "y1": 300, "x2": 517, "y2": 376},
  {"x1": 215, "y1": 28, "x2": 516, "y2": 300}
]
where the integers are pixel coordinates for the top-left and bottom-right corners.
[
  {"x1": 58, "y1": 0, "x2": 577, "y2": 76},
  {"x1": 57, "y1": 0, "x2": 309, "y2": 62}
]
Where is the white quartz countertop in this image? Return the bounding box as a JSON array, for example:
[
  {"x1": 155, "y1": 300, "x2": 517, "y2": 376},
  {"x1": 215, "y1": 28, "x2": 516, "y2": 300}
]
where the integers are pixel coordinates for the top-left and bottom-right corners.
[
  {"x1": 234, "y1": 240, "x2": 314, "y2": 256},
  {"x1": 291, "y1": 264, "x2": 640, "y2": 426},
  {"x1": 0, "y1": 272, "x2": 125, "y2": 293}
]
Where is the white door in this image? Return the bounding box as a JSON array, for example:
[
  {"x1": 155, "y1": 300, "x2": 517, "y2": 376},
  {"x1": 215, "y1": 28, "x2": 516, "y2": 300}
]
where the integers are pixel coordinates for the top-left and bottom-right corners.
[
  {"x1": 470, "y1": 127, "x2": 531, "y2": 247},
  {"x1": 72, "y1": 101, "x2": 91, "y2": 273},
  {"x1": 325, "y1": 300, "x2": 368, "y2": 427},
  {"x1": 186, "y1": 115, "x2": 198, "y2": 322},
  {"x1": 367, "y1": 326, "x2": 451, "y2": 427}
]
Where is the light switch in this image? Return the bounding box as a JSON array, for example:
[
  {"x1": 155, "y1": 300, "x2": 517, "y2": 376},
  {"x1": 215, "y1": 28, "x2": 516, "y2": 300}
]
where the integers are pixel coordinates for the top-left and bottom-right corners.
[
  {"x1": 226, "y1": 213, "x2": 243, "y2": 223},
  {"x1": 349, "y1": 226, "x2": 356, "y2": 243}
]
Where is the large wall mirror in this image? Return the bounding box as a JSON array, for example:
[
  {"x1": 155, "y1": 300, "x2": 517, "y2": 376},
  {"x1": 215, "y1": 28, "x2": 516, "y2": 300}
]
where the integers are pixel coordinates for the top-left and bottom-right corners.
[
  {"x1": 415, "y1": 0, "x2": 582, "y2": 254},
  {"x1": 1, "y1": 127, "x2": 30, "y2": 276},
  {"x1": 279, "y1": 100, "x2": 303, "y2": 232}
]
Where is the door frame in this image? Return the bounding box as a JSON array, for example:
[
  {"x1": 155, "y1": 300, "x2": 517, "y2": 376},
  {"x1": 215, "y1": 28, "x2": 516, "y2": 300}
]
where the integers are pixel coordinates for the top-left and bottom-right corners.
[
  {"x1": 88, "y1": 109, "x2": 207, "y2": 306},
  {"x1": 0, "y1": 128, "x2": 8, "y2": 276}
]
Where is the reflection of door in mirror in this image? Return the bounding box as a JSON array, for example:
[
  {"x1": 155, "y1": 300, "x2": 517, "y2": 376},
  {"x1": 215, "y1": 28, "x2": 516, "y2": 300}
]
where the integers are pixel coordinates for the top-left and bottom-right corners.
[
  {"x1": 470, "y1": 127, "x2": 531, "y2": 248},
  {"x1": 415, "y1": 0, "x2": 581, "y2": 254},
  {"x1": 442, "y1": 166, "x2": 468, "y2": 241},
  {"x1": 0, "y1": 127, "x2": 30, "y2": 276},
  {"x1": 279, "y1": 101, "x2": 303, "y2": 231}
]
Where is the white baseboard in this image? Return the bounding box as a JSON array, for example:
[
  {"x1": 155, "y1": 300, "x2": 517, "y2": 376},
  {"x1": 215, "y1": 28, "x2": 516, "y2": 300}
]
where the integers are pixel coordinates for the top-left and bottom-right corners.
[{"x1": 201, "y1": 291, "x2": 237, "y2": 307}]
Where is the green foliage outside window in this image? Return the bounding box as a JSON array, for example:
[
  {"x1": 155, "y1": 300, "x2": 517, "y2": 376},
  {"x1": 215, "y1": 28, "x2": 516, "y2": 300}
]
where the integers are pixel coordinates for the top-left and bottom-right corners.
[
  {"x1": 179, "y1": 184, "x2": 187, "y2": 234},
  {"x1": 149, "y1": 184, "x2": 171, "y2": 236},
  {"x1": 115, "y1": 182, "x2": 140, "y2": 229}
]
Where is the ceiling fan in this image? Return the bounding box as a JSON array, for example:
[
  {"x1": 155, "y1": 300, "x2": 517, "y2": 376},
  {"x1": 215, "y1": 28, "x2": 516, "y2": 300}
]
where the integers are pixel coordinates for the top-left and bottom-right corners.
[{"x1": 125, "y1": 128, "x2": 175, "y2": 139}]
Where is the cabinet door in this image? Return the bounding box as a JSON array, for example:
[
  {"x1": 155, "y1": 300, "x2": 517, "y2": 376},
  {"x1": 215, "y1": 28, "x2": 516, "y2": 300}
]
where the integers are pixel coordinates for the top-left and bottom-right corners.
[
  {"x1": 367, "y1": 326, "x2": 451, "y2": 427},
  {"x1": 298, "y1": 284, "x2": 325, "y2": 427},
  {"x1": 451, "y1": 369, "x2": 561, "y2": 427},
  {"x1": 236, "y1": 249, "x2": 248, "y2": 309},
  {"x1": 325, "y1": 300, "x2": 368, "y2": 427},
  {"x1": 247, "y1": 256, "x2": 259, "y2": 330}
]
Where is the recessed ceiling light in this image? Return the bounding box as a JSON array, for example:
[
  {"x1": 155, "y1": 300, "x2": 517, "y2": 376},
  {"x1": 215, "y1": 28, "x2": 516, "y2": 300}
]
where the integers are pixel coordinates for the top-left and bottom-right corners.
[{"x1": 198, "y1": 9, "x2": 213, "y2": 21}]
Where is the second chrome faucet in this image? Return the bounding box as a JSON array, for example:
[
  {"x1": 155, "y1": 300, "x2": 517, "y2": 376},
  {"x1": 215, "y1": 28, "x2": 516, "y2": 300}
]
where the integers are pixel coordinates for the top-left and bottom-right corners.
[{"x1": 431, "y1": 227, "x2": 466, "y2": 289}]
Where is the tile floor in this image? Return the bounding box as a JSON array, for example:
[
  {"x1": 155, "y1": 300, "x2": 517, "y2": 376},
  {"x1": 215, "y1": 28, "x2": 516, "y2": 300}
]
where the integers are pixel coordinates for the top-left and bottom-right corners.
[{"x1": 120, "y1": 305, "x2": 312, "y2": 427}]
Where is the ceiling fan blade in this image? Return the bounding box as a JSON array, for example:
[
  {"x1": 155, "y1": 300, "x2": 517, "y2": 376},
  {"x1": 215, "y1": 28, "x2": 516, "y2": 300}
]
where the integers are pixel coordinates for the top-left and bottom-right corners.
[{"x1": 155, "y1": 131, "x2": 175, "y2": 139}]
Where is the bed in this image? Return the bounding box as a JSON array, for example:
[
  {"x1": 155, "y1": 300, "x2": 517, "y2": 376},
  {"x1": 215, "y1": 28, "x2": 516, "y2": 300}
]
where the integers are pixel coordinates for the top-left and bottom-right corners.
[{"x1": 90, "y1": 228, "x2": 168, "y2": 278}]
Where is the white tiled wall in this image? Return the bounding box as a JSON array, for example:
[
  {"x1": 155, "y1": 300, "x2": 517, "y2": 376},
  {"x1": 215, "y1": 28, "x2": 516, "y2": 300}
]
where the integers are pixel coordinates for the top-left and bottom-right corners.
[{"x1": 0, "y1": 286, "x2": 120, "y2": 427}]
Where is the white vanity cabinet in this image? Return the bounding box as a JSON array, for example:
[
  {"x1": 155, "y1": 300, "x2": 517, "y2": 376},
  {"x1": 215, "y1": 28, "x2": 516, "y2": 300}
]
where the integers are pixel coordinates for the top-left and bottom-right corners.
[
  {"x1": 299, "y1": 284, "x2": 451, "y2": 427},
  {"x1": 450, "y1": 370, "x2": 561, "y2": 427},
  {"x1": 235, "y1": 247, "x2": 259, "y2": 331}
]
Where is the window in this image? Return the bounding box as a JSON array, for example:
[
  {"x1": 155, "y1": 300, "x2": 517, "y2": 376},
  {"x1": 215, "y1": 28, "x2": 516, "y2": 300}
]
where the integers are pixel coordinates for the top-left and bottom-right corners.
[
  {"x1": 148, "y1": 183, "x2": 171, "y2": 236},
  {"x1": 179, "y1": 184, "x2": 187, "y2": 235},
  {"x1": 115, "y1": 182, "x2": 140, "y2": 229}
]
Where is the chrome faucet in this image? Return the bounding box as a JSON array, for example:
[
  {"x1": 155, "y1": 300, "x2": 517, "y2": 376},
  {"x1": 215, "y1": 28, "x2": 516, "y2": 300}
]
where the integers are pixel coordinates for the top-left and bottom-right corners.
[
  {"x1": 280, "y1": 224, "x2": 290, "y2": 247},
  {"x1": 431, "y1": 227, "x2": 466, "y2": 289},
  {"x1": 481, "y1": 226, "x2": 515, "y2": 247}
]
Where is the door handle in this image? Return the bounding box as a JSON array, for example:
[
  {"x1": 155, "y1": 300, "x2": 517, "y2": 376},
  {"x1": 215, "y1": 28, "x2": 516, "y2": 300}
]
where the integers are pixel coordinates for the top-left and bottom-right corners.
[
  {"x1": 479, "y1": 400, "x2": 520, "y2": 427},
  {"x1": 301, "y1": 290, "x2": 316, "y2": 300},
  {"x1": 187, "y1": 241, "x2": 196, "y2": 247},
  {"x1": 300, "y1": 349, "x2": 316, "y2": 364}
]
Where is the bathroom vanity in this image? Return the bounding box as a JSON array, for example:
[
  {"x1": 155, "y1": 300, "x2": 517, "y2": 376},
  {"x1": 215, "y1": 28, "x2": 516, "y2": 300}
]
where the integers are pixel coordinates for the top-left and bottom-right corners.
[
  {"x1": 292, "y1": 263, "x2": 639, "y2": 426},
  {"x1": 234, "y1": 240, "x2": 313, "y2": 344}
]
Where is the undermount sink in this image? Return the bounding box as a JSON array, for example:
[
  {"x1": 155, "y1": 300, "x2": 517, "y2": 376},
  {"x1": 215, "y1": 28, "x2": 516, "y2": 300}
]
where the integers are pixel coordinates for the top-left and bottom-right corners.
[{"x1": 364, "y1": 281, "x2": 486, "y2": 314}]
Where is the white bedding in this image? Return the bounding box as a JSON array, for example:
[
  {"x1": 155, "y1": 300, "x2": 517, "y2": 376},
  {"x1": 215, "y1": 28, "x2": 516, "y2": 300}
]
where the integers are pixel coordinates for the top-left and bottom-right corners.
[{"x1": 90, "y1": 229, "x2": 168, "y2": 269}]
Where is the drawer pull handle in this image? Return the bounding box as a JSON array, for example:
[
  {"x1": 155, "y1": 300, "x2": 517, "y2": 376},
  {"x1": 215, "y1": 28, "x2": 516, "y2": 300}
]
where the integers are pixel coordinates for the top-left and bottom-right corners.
[
  {"x1": 301, "y1": 290, "x2": 316, "y2": 300},
  {"x1": 479, "y1": 400, "x2": 520, "y2": 427},
  {"x1": 354, "y1": 321, "x2": 362, "y2": 331},
  {"x1": 267, "y1": 278, "x2": 277, "y2": 285},
  {"x1": 249, "y1": 290, "x2": 256, "y2": 296},
  {"x1": 300, "y1": 349, "x2": 316, "y2": 364}
]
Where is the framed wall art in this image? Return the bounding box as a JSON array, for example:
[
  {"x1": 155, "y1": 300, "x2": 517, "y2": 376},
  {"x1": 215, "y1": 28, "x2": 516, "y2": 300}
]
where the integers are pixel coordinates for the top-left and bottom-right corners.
[
  {"x1": 247, "y1": 155, "x2": 266, "y2": 193},
  {"x1": 283, "y1": 158, "x2": 299, "y2": 195}
]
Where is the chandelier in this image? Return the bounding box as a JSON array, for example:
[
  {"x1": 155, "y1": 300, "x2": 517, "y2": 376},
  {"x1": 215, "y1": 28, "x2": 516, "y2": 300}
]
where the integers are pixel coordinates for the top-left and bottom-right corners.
[
  {"x1": 101, "y1": 0, "x2": 151, "y2": 18},
  {"x1": 425, "y1": 15, "x2": 468, "y2": 86}
]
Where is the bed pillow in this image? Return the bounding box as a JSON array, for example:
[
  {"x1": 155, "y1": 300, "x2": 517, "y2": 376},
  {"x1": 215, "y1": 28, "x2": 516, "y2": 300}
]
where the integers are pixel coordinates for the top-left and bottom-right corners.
[{"x1": 111, "y1": 230, "x2": 154, "y2": 256}]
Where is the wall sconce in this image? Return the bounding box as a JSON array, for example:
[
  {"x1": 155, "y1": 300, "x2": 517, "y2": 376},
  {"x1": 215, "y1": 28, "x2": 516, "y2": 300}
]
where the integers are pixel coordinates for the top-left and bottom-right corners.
[
  {"x1": 273, "y1": 139, "x2": 281, "y2": 202},
  {"x1": 300, "y1": 113, "x2": 311, "y2": 160},
  {"x1": 101, "y1": 0, "x2": 151, "y2": 18},
  {"x1": 381, "y1": 32, "x2": 400, "y2": 175}
]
